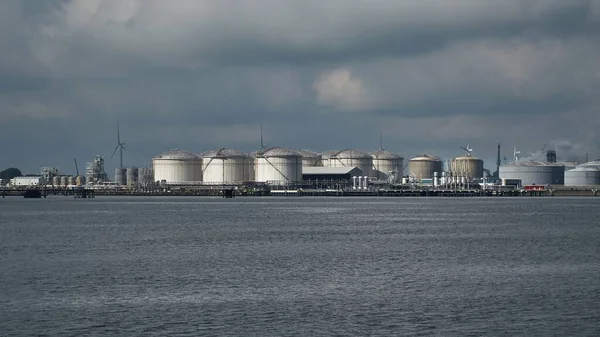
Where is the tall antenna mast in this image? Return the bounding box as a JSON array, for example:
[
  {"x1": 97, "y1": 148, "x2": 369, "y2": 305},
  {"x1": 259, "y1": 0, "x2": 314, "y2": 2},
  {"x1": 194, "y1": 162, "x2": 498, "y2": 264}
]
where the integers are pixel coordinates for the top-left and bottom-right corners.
[
  {"x1": 260, "y1": 125, "x2": 264, "y2": 149},
  {"x1": 380, "y1": 130, "x2": 384, "y2": 150}
]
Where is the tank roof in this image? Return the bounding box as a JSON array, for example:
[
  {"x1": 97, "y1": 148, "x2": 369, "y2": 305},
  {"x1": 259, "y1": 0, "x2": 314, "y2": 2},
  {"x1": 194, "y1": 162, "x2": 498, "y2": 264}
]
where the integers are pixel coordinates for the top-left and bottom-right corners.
[
  {"x1": 255, "y1": 147, "x2": 301, "y2": 157},
  {"x1": 502, "y1": 161, "x2": 565, "y2": 167},
  {"x1": 370, "y1": 149, "x2": 403, "y2": 160},
  {"x1": 320, "y1": 150, "x2": 339, "y2": 158},
  {"x1": 296, "y1": 149, "x2": 321, "y2": 158},
  {"x1": 453, "y1": 156, "x2": 482, "y2": 161},
  {"x1": 567, "y1": 166, "x2": 600, "y2": 172},
  {"x1": 333, "y1": 149, "x2": 371, "y2": 159},
  {"x1": 154, "y1": 149, "x2": 200, "y2": 160},
  {"x1": 410, "y1": 154, "x2": 441, "y2": 162},
  {"x1": 201, "y1": 148, "x2": 248, "y2": 158},
  {"x1": 578, "y1": 160, "x2": 600, "y2": 168}
]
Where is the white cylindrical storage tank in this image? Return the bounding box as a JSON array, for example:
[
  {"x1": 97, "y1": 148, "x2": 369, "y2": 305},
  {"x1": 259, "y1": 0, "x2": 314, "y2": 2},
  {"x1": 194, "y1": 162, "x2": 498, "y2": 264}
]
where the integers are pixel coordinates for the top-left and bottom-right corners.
[
  {"x1": 68, "y1": 176, "x2": 76, "y2": 186},
  {"x1": 320, "y1": 150, "x2": 338, "y2": 167},
  {"x1": 152, "y1": 150, "x2": 202, "y2": 184},
  {"x1": 126, "y1": 167, "x2": 139, "y2": 186},
  {"x1": 201, "y1": 148, "x2": 254, "y2": 184},
  {"x1": 52, "y1": 176, "x2": 61, "y2": 186},
  {"x1": 254, "y1": 147, "x2": 302, "y2": 185},
  {"x1": 60, "y1": 176, "x2": 68, "y2": 186},
  {"x1": 297, "y1": 149, "x2": 323, "y2": 167},
  {"x1": 330, "y1": 149, "x2": 373, "y2": 177},
  {"x1": 451, "y1": 156, "x2": 484, "y2": 179},
  {"x1": 408, "y1": 154, "x2": 443, "y2": 180},
  {"x1": 564, "y1": 167, "x2": 600, "y2": 186},
  {"x1": 371, "y1": 149, "x2": 404, "y2": 181},
  {"x1": 114, "y1": 168, "x2": 127, "y2": 185},
  {"x1": 499, "y1": 161, "x2": 565, "y2": 186}
]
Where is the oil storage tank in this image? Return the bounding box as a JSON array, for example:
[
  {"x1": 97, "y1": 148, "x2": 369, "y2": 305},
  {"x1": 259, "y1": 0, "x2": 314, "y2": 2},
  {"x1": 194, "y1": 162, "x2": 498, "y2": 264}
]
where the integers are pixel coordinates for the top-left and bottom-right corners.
[
  {"x1": 329, "y1": 149, "x2": 373, "y2": 177},
  {"x1": 60, "y1": 176, "x2": 68, "y2": 186},
  {"x1": 52, "y1": 176, "x2": 61, "y2": 186},
  {"x1": 68, "y1": 176, "x2": 76, "y2": 186},
  {"x1": 564, "y1": 167, "x2": 600, "y2": 186},
  {"x1": 255, "y1": 147, "x2": 302, "y2": 184},
  {"x1": 320, "y1": 150, "x2": 338, "y2": 167},
  {"x1": 451, "y1": 156, "x2": 484, "y2": 179},
  {"x1": 153, "y1": 150, "x2": 202, "y2": 184},
  {"x1": 371, "y1": 149, "x2": 403, "y2": 180},
  {"x1": 297, "y1": 149, "x2": 322, "y2": 167},
  {"x1": 201, "y1": 148, "x2": 254, "y2": 184},
  {"x1": 126, "y1": 167, "x2": 139, "y2": 186},
  {"x1": 408, "y1": 154, "x2": 443, "y2": 180},
  {"x1": 499, "y1": 161, "x2": 564, "y2": 186},
  {"x1": 114, "y1": 168, "x2": 127, "y2": 185}
]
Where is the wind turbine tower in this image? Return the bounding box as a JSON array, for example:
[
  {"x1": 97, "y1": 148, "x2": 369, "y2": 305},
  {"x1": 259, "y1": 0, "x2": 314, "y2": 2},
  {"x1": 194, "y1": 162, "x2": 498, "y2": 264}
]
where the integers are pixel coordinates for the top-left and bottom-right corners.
[{"x1": 111, "y1": 122, "x2": 126, "y2": 168}]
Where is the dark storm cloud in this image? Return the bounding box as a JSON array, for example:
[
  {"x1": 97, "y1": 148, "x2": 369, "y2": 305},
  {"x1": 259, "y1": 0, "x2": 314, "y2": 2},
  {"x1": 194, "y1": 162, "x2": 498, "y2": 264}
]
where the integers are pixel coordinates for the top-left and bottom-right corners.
[{"x1": 1, "y1": 0, "x2": 599, "y2": 173}]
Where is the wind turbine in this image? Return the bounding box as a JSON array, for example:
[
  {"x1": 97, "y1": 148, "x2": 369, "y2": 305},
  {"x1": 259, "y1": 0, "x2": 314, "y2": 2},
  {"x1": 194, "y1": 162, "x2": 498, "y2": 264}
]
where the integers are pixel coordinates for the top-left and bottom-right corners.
[
  {"x1": 111, "y1": 122, "x2": 126, "y2": 168},
  {"x1": 460, "y1": 142, "x2": 473, "y2": 156},
  {"x1": 513, "y1": 145, "x2": 521, "y2": 162}
]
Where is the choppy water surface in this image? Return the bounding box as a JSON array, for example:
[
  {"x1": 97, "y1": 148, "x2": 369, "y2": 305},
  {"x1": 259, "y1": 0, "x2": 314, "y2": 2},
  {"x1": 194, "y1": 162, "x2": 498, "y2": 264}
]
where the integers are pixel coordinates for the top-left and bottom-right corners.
[{"x1": 1, "y1": 196, "x2": 599, "y2": 336}]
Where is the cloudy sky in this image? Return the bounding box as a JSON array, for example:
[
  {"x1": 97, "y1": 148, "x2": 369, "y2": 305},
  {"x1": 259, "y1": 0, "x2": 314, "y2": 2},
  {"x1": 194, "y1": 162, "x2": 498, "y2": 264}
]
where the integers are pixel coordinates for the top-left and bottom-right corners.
[{"x1": 1, "y1": 0, "x2": 599, "y2": 175}]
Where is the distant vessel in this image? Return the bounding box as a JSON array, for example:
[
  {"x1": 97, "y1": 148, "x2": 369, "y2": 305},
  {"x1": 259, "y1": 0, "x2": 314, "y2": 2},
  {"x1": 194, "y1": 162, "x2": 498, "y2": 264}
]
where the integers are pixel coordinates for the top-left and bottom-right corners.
[{"x1": 23, "y1": 189, "x2": 42, "y2": 198}]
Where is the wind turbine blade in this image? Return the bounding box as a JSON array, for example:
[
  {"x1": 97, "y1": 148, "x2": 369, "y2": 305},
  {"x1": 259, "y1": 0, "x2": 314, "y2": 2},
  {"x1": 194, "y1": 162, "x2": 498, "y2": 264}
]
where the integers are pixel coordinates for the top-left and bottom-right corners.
[
  {"x1": 111, "y1": 145, "x2": 119, "y2": 158},
  {"x1": 121, "y1": 146, "x2": 126, "y2": 151}
]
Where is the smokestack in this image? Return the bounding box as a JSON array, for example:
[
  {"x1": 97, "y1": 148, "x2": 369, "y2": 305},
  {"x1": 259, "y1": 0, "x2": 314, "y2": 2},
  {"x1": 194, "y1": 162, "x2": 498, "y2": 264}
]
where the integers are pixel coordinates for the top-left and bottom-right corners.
[
  {"x1": 496, "y1": 143, "x2": 501, "y2": 177},
  {"x1": 546, "y1": 150, "x2": 557, "y2": 163}
]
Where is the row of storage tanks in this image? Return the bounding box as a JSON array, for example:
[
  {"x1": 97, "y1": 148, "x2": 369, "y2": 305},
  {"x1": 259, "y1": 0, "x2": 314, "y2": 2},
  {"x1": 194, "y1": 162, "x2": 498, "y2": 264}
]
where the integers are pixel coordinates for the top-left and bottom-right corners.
[
  {"x1": 151, "y1": 148, "x2": 409, "y2": 185},
  {"x1": 113, "y1": 167, "x2": 154, "y2": 186},
  {"x1": 51, "y1": 175, "x2": 86, "y2": 186}
]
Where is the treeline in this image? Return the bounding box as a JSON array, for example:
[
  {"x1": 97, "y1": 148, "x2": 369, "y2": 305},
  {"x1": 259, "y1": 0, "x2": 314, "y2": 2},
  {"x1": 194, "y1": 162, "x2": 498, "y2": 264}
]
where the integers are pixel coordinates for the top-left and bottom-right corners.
[{"x1": 0, "y1": 168, "x2": 23, "y2": 180}]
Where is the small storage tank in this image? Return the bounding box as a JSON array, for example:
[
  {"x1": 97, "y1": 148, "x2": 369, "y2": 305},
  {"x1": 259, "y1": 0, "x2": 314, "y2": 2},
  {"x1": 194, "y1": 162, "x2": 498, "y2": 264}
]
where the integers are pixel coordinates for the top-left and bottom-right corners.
[
  {"x1": 126, "y1": 167, "x2": 139, "y2": 186},
  {"x1": 451, "y1": 156, "x2": 484, "y2": 179},
  {"x1": 564, "y1": 167, "x2": 600, "y2": 186},
  {"x1": 60, "y1": 176, "x2": 68, "y2": 186},
  {"x1": 297, "y1": 149, "x2": 323, "y2": 167},
  {"x1": 371, "y1": 149, "x2": 404, "y2": 181},
  {"x1": 330, "y1": 149, "x2": 373, "y2": 177},
  {"x1": 75, "y1": 175, "x2": 86, "y2": 186},
  {"x1": 68, "y1": 176, "x2": 76, "y2": 186},
  {"x1": 153, "y1": 150, "x2": 202, "y2": 184},
  {"x1": 52, "y1": 176, "x2": 61, "y2": 186},
  {"x1": 409, "y1": 154, "x2": 443, "y2": 180},
  {"x1": 255, "y1": 147, "x2": 302, "y2": 184},
  {"x1": 201, "y1": 148, "x2": 254, "y2": 184},
  {"x1": 320, "y1": 150, "x2": 339, "y2": 167},
  {"x1": 114, "y1": 168, "x2": 127, "y2": 185},
  {"x1": 499, "y1": 161, "x2": 564, "y2": 186}
]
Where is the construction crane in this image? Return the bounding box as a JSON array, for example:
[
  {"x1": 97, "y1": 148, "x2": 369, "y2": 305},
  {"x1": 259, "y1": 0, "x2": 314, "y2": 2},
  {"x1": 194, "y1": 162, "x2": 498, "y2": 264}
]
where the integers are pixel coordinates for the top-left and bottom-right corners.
[{"x1": 74, "y1": 158, "x2": 80, "y2": 176}]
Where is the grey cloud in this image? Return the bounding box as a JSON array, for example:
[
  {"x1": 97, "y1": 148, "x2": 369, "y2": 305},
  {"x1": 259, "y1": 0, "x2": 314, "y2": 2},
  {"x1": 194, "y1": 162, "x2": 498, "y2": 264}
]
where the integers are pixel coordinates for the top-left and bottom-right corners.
[{"x1": 1, "y1": 0, "x2": 599, "y2": 174}]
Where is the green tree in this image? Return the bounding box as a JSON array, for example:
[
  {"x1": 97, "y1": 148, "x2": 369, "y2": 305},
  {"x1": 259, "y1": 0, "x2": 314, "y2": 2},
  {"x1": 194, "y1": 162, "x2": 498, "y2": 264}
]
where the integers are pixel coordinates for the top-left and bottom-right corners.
[{"x1": 0, "y1": 168, "x2": 23, "y2": 180}]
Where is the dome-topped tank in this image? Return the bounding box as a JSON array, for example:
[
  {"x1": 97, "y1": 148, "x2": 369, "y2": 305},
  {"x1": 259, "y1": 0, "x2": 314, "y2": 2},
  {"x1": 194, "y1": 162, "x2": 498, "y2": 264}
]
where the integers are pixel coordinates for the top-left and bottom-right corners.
[
  {"x1": 564, "y1": 166, "x2": 600, "y2": 186},
  {"x1": 201, "y1": 148, "x2": 254, "y2": 184},
  {"x1": 408, "y1": 154, "x2": 443, "y2": 180},
  {"x1": 297, "y1": 149, "x2": 322, "y2": 167},
  {"x1": 371, "y1": 149, "x2": 404, "y2": 181},
  {"x1": 451, "y1": 156, "x2": 484, "y2": 179},
  {"x1": 329, "y1": 149, "x2": 373, "y2": 177},
  {"x1": 153, "y1": 150, "x2": 202, "y2": 183},
  {"x1": 320, "y1": 150, "x2": 339, "y2": 167},
  {"x1": 254, "y1": 147, "x2": 302, "y2": 184}
]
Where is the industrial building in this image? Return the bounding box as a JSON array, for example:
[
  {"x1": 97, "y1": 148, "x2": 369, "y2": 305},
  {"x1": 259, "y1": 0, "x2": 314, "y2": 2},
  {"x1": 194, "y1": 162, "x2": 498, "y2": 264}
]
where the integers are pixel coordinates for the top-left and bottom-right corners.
[
  {"x1": 201, "y1": 148, "x2": 254, "y2": 185},
  {"x1": 254, "y1": 147, "x2": 303, "y2": 184},
  {"x1": 408, "y1": 154, "x2": 443, "y2": 180},
  {"x1": 499, "y1": 161, "x2": 565, "y2": 186},
  {"x1": 10, "y1": 176, "x2": 47, "y2": 186},
  {"x1": 86, "y1": 155, "x2": 107, "y2": 184},
  {"x1": 153, "y1": 150, "x2": 202, "y2": 184},
  {"x1": 371, "y1": 149, "x2": 403, "y2": 181},
  {"x1": 328, "y1": 149, "x2": 373, "y2": 177},
  {"x1": 302, "y1": 167, "x2": 362, "y2": 181}
]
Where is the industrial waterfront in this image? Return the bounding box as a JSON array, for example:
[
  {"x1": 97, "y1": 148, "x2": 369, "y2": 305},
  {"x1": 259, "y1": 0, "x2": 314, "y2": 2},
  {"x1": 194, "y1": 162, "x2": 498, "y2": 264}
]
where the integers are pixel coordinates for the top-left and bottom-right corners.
[{"x1": 3, "y1": 129, "x2": 600, "y2": 198}]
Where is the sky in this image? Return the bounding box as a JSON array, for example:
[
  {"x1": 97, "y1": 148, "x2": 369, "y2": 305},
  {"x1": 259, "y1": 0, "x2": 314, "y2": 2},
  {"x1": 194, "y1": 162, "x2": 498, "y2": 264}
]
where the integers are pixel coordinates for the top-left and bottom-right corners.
[{"x1": 1, "y1": 0, "x2": 599, "y2": 175}]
